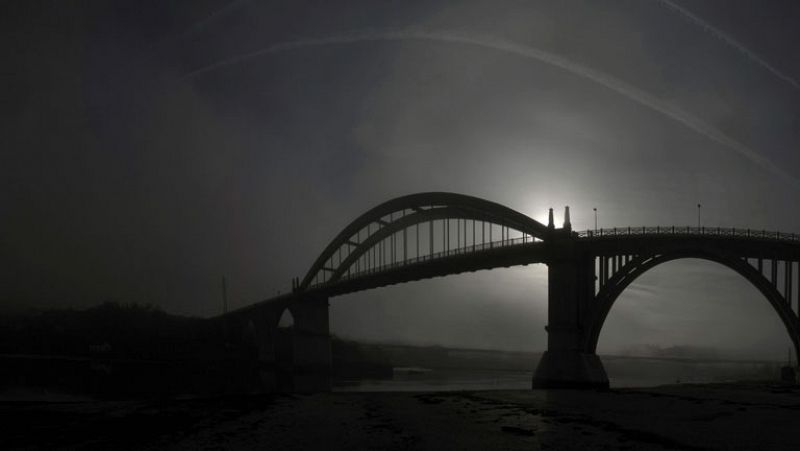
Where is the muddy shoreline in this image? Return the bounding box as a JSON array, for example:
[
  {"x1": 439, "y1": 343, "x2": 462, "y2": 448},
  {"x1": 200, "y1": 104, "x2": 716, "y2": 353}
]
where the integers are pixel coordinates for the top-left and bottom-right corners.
[{"x1": 3, "y1": 382, "x2": 800, "y2": 450}]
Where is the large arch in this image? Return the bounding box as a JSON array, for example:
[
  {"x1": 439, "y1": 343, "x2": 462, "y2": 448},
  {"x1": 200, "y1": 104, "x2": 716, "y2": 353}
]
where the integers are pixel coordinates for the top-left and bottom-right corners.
[
  {"x1": 301, "y1": 192, "x2": 549, "y2": 290},
  {"x1": 584, "y1": 250, "x2": 800, "y2": 362}
]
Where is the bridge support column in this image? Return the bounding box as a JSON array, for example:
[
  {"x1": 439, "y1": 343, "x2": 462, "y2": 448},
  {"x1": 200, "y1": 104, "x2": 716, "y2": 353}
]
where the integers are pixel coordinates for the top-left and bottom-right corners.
[
  {"x1": 249, "y1": 308, "x2": 280, "y2": 393},
  {"x1": 291, "y1": 295, "x2": 332, "y2": 392},
  {"x1": 533, "y1": 251, "x2": 609, "y2": 389}
]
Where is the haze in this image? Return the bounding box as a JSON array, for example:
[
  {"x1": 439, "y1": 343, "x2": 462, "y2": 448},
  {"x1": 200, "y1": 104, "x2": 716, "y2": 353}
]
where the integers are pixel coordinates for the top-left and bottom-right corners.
[{"x1": 3, "y1": 0, "x2": 800, "y2": 361}]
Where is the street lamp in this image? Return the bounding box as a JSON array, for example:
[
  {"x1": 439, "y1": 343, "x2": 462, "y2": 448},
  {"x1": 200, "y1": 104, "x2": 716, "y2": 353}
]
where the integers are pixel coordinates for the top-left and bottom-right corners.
[
  {"x1": 697, "y1": 203, "x2": 701, "y2": 229},
  {"x1": 593, "y1": 207, "x2": 598, "y2": 232}
]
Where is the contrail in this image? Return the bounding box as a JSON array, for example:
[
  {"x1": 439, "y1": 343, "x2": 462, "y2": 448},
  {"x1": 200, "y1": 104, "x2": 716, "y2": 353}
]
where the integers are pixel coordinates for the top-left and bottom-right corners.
[
  {"x1": 178, "y1": 0, "x2": 253, "y2": 40},
  {"x1": 181, "y1": 28, "x2": 796, "y2": 187},
  {"x1": 657, "y1": 0, "x2": 799, "y2": 91}
]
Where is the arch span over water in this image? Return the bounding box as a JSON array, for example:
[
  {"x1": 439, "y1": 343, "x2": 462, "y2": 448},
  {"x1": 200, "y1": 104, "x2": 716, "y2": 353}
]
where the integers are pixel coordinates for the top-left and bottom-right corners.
[
  {"x1": 301, "y1": 192, "x2": 549, "y2": 290},
  {"x1": 585, "y1": 251, "x2": 800, "y2": 361}
]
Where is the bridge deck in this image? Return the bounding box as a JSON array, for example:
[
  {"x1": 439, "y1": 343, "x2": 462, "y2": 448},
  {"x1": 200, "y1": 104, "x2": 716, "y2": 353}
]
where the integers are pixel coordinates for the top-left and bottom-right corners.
[
  {"x1": 235, "y1": 225, "x2": 800, "y2": 314},
  {"x1": 306, "y1": 227, "x2": 800, "y2": 297},
  {"x1": 578, "y1": 226, "x2": 800, "y2": 242},
  {"x1": 313, "y1": 238, "x2": 548, "y2": 296}
]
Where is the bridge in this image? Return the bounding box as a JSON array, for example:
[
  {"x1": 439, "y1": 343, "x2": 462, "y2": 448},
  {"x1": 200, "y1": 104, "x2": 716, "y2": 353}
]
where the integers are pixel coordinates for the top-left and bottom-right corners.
[{"x1": 222, "y1": 192, "x2": 800, "y2": 391}]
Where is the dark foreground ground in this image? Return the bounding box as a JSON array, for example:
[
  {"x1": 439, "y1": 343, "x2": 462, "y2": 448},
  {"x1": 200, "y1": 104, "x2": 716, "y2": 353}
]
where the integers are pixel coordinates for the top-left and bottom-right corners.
[{"x1": 3, "y1": 383, "x2": 800, "y2": 450}]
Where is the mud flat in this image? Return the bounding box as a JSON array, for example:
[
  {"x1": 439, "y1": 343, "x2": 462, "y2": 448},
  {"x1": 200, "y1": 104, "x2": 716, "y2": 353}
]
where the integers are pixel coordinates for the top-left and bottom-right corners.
[{"x1": 3, "y1": 383, "x2": 800, "y2": 450}]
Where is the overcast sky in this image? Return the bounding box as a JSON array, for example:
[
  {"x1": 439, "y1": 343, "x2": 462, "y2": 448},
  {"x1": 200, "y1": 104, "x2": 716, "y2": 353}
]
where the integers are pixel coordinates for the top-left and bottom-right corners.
[{"x1": 3, "y1": 0, "x2": 800, "y2": 359}]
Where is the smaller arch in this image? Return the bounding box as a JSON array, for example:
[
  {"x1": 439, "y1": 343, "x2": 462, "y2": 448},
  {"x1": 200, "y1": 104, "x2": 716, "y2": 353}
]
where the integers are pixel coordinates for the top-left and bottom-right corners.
[
  {"x1": 277, "y1": 308, "x2": 295, "y2": 329},
  {"x1": 585, "y1": 251, "x2": 800, "y2": 362}
]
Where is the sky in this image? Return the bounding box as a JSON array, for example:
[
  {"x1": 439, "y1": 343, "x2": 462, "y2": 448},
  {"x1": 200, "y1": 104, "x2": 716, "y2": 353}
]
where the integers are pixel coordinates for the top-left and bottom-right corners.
[{"x1": 3, "y1": 0, "x2": 800, "y2": 360}]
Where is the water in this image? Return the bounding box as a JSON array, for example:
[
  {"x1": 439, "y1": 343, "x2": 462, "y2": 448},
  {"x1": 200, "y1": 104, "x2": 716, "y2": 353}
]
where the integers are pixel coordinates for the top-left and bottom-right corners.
[
  {"x1": 334, "y1": 368, "x2": 531, "y2": 392},
  {"x1": 334, "y1": 359, "x2": 783, "y2": 392}
]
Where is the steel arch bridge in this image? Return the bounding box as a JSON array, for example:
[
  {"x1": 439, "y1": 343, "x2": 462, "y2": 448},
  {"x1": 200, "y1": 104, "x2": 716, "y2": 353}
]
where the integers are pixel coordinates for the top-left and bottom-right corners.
[{"x1": 224, "y1": 192, "x2": 800, "y2": 392}]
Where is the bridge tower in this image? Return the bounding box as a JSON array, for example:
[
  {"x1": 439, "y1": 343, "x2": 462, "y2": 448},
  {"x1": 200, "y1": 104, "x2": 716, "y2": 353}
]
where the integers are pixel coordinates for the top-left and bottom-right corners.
[{"x1": 533, "y1": 207, "x2": 609, "y2": 389}]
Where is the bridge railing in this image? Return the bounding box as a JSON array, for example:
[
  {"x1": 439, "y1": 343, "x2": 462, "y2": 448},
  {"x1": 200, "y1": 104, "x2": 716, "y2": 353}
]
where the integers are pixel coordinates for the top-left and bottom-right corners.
[
  {"x1": 313, "y1": 235, "x2": 540, "y2": 288},
  {"x1": 309, "y1": 226, "x2": 800, "y2": 289},
  {"x1": 577, "y1": 226, "x2": 800, "y2": 242}
]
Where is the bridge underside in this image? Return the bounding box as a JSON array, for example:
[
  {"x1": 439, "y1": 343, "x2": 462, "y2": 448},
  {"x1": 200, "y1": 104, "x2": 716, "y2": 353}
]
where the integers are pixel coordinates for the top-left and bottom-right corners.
[
  {"x1": 227, "y1": 238, "x2": 800, "y2": 392},
  {"x1": 230, "y1": 244, "x2": 800, "y2": 392},
  {"x1": 317, "y1": 242, "x2": 547, "y2": 297}
]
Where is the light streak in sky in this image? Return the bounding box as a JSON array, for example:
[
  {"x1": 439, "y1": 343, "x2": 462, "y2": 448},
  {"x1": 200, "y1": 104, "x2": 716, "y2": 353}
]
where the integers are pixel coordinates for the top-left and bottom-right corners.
[
  {"x1": 657, "y1": 0, "x2": 799, "y2": 91},
  {"x1": 181, "y1": 28, "x2": 797, "y2": 187},
  {"x1": 177, "y1": 0, "x2": 253, "y2": 40}
]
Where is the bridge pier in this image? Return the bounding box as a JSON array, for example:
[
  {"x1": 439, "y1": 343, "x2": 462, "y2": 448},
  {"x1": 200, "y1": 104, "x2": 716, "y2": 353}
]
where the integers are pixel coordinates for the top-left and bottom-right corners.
[
  {"x1": 533, "y1": 238, "x2": 609, "y2": 389},
  {"x1": 247, "y1": 308, "x2": 279, "y2": 393},
  {"x1": 533, "y1": 351, "x2": 607, "y2": 389},
  {"x1": 290, "y1": 295, "x2": 332, "y2": 392},
  {"x1": 236, "y1": 295, "x2": 332, "y2": 393}
]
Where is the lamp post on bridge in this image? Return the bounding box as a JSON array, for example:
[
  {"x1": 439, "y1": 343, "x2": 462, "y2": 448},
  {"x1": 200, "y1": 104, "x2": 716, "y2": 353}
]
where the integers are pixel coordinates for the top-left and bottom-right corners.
[
  {"x1": 593, "y1": 207, "x2": 597, "y2": 233},
  {"x1": 697, "y1": 203, "x2": 702, "y2": 229}
]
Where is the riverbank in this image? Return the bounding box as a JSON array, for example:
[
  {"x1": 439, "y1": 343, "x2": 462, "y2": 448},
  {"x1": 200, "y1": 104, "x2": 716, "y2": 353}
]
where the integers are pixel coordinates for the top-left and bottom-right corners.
[{"x1": 4, "y1": 382, "x2": 799, "y2": 450}]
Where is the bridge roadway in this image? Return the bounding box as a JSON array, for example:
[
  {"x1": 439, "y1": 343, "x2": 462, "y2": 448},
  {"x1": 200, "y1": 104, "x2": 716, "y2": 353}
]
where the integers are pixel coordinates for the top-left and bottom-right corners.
[
  {"x1": 220, "y1": 193, "x2": 800, "y2": 392},
  {"x1": 312, "y1": 227, "x2": 800, "y2": 297}
]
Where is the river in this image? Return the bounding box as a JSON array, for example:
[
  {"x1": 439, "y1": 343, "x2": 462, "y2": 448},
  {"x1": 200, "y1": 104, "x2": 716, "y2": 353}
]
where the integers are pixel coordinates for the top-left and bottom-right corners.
[{"x1": 335, "y1": 357, "x2": 784, "y2": 391}]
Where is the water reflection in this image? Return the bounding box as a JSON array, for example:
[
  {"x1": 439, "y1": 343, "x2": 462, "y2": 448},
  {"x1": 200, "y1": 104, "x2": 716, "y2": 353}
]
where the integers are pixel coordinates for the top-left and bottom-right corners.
[
  {"x1": 335, "y1": 358, "x2": 783, "y2": 392},
  {"x1": 334, "y1": 368, "x2": 531, "y2": 392}
]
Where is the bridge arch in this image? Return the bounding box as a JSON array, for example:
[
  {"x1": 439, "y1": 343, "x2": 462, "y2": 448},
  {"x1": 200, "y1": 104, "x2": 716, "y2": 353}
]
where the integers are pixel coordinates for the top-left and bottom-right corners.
[
  {"x1": 277, "y1": 307, "x2": 295, "y2": 329},
  {"x1": 585, "y1": 251, "x2": 800, "y2": 362},
  {"x1": 301, "y1": 192, "x2": 549, "y2": 290}
]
